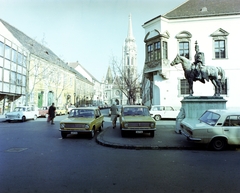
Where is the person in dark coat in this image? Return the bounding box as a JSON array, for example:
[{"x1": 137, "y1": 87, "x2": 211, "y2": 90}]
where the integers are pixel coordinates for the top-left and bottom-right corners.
[
  {"x1": 48, "y1": 103, "x2": 56, "y2": 125},
  {"x1": 110, "y1": 102, "x2": 118, "y2": 128}
]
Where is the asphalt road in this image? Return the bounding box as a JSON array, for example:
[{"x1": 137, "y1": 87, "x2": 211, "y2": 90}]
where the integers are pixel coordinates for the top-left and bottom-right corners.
[{"x1": 1, "y1": 114, "x2": 240, "y2": 193}]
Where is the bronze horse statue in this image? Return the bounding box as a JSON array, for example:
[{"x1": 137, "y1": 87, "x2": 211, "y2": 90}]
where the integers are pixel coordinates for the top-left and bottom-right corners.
[{"x1": 170, "y1": 54, "x2": 225, "y2": 96}]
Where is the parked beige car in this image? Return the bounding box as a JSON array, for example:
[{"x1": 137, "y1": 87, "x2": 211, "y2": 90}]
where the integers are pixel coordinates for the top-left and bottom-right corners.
[
  {"x1": 59, "y1": 107, "x2": 104, "y2": 139},
  {"x1": 120, "y1": 105, "x2": 156, "y2": 137},
  {"x1": 181, "y1": 109, "x2": 240, "y2": 151}
]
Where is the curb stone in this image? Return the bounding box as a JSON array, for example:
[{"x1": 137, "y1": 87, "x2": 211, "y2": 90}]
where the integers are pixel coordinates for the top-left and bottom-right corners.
[{"x1": 96, "y1": 127, "x2": 207, "y2": 150}]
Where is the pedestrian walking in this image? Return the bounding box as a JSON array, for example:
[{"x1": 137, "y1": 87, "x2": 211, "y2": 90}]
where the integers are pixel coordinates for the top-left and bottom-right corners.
[
  {"x1": 110, "y1": 102, "x2": 118, "y2": 128},
  {"x1": 48, "y1": 103, "x2": 56, "y2": 125}
]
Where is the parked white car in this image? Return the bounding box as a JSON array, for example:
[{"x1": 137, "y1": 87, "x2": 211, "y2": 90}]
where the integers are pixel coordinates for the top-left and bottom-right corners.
[
  {"x1": 149, "y1": 105, "x2": 180, "y2": 120},
  {"x1": 5, "y1": 106, "x2": 39, "y2": 122},
  {"x1": 181, "y1": 109, "x2": 240, "y2": 151}
]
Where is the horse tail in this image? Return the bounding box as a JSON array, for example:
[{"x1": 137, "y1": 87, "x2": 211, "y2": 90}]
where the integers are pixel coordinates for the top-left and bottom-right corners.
[{"x1": 217, "y1": 67, "x2": 225, "y2": 89}]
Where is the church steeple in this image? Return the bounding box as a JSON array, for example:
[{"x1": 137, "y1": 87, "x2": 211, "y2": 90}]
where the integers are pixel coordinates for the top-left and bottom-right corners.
[
  {"x1": 127, "y1": 14, "x2": 134, "y2": 40},
  {"x1": 105, "y1": 66, "x2": 113, "y2": 84},
  {"x1": 123, "y1": 14, "x2": 137, "y2": 78}
]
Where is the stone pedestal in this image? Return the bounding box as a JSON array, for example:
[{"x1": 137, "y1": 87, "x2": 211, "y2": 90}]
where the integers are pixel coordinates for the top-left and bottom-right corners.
[
  {"x1": 181, "y1": 96, "x2": 227, "y2": 119},
  {"x1": 175, "y1": 96, "x2": 227, "y2": 134}
]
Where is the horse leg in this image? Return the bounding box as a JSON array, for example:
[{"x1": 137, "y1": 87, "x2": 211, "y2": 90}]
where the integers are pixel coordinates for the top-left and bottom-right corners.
[
  {"x1": 188, "y1": 79, "x2": 193, "y2": 96},
  {"x1": 215, "y1": 79, "x2": 222, "y2": 96},
  {"x1": 211, "y1": 79, "x2": 219, "y2": 96}
]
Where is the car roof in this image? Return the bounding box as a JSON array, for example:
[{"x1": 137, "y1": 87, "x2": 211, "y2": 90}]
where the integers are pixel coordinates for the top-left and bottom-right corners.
[
  {"x1": 206, "y1": 109, "x2": 240, "y2": 115},
  {"x1": 122, "y1": 105, "x2": 147, "y2": 108},
  {"x1": 71, "y1": 107, "x2": 99, "y2": 110}
]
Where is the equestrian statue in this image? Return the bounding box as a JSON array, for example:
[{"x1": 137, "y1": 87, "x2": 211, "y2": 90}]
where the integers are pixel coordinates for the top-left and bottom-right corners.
[{"x1": 170, "y1": 41, "x2": 225, "y2": 96}]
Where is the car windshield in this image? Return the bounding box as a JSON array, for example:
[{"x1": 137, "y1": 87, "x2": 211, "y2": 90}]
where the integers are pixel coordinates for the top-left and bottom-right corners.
[
  {"x1": 199, "y1": 111, "x2": 220, "y2": 126},
  {"x1": 14, "y1": 107, "x2": 25, "y2": 112},
  {"x1": 122, "y1": 107, "x2": 150, "y2": 116},
  {"x1": 69, "y1": 109, "x2": 94, "y2": 118}
]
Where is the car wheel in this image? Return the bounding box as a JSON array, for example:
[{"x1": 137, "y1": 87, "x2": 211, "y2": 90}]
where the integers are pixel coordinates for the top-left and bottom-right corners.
[
  {"x1": 99, "y1": 122, "x2": 103, "y2": 132},
  {"x1": 22, "y1": 116, "x2": 26, "y2": 122},
  {"x1": 154, "y1": 115, "x2": 161, "y2": 121},
  {"x1": 210, "y1": 138, "x2": 226, "y2": 151},
  {"x1": 61, "y1": 132, "x2": 67, "y2": 139},
  {"x1": 150, "y1": 131, "x2": 155, "y2": 137},
  {"x1": 33, "y1": 115, "x2": 37, "y2": 120}
]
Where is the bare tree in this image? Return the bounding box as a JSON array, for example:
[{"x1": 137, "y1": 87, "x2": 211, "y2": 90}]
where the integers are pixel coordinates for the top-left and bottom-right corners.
[
  {"x1": 111, "y1": 57, "x2": 141, "y2": 105},
  {"x1": 26, "y1": 38, "x2": 56, "y2": 105}
]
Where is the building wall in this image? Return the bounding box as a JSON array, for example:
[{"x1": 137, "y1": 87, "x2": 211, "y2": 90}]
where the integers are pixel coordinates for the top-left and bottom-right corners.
[
  {"x1": 143, "y1": 14, "x2": 240, "y2": 109},
  {"x1": 0, "y1": 20, "x2": 97, "y2": 113},
  {"x1": 0, "y1": 22, "x2": 28, "y2": 113}
]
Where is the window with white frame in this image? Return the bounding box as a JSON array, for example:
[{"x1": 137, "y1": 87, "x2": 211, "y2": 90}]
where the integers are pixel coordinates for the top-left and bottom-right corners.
[
  {"x1": 179, "y1": 42, "x2": 189, "y2": 59},
  {"x1": 175, "y1": 31, "x2": 192, "y2": 60},
  {"x1": 214, "y1": 40, "x2": 226, "y2": 59},
  {"x1": 210, "y1": 28, "x2": 228, "y2": 59}
]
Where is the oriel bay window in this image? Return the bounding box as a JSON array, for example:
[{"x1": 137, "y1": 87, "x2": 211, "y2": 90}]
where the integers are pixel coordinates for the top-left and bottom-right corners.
[
  {"x1": 162, "y1": 41, "x2": 168, "y2": 59},
  {"x1": 154, "y1": 41, "x2": 160, "y2": 60},
  {"x1": 147, "y1": 44, "x2": 153, "y2": 62},
  {"x1": 146, "y1": 41, "x2": 168, "y2": 62}
]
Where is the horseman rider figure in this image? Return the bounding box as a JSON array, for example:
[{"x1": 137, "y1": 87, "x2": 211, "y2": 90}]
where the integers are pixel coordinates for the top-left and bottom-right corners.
[{"x1": 193, "y1": 41, "x2": 209, "y2": 83}]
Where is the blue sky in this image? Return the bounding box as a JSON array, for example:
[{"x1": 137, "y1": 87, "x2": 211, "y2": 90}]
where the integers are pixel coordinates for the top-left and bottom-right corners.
[{"x1": 0, "y1": 0, "x2": 186, "y2": 81}]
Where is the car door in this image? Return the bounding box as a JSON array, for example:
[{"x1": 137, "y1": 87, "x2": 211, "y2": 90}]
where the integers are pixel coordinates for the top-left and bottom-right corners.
[
  {"x1": 162, "y1": 106, "x2": 174, "y2": 118},
  {"x1": 222, "y1": 115, "x2": 240, "y2": 144},
  {"x1": 25, "y1": 107, "x2": 32, "y2": 119},
  {"x1": 95, "y1": 109, "x2": 101, "y2": 128}
]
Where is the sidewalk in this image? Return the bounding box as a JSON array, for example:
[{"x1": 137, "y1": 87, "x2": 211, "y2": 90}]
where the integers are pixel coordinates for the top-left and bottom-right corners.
[
  {"x1": 0, "y1": 115, "x2": 204, "y2": 150},
  {"x1": 96, "y1": 121, "x2": 206, "y2": 150}
]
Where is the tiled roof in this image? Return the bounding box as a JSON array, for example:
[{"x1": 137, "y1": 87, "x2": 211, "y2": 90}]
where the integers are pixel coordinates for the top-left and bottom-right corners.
[{"x1": 164, "y1": 0, "x2": 240, "y2": 19}]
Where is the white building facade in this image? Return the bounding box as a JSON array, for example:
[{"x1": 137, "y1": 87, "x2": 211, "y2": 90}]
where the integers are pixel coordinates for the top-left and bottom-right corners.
[{"x1": 142, "y1": 0, "x2": 240, "y2": 109}]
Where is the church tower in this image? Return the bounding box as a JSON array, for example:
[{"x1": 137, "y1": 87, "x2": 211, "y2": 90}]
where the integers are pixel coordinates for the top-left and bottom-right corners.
[
  {"x1": 123, "y1": 14, "x2": 137, "y2": 80},
  {"x1": 103, "y1": 14, "x2": 139, "y2": 105}
]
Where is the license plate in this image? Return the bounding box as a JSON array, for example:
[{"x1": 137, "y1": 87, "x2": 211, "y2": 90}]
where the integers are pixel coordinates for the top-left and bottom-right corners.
[
  {"x1": 136, "y1": 131, "x2": 143, "y2": 134},
  {"x1": 71, "y1": 132, "x2": 78, "y2": 134}
]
